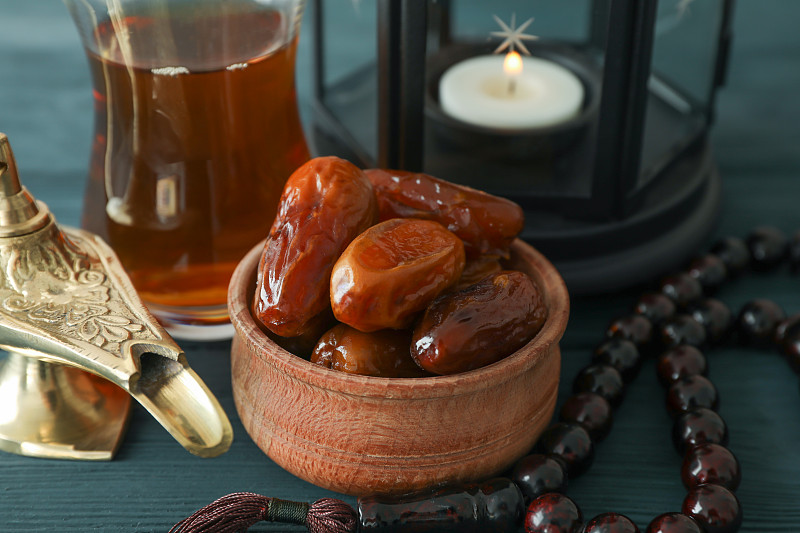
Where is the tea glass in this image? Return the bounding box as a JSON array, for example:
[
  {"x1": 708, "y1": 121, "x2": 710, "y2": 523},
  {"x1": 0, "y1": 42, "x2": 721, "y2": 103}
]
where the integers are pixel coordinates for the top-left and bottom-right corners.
[{"x1": 65, "y1": 0, "x2": 310, "y2": 340}]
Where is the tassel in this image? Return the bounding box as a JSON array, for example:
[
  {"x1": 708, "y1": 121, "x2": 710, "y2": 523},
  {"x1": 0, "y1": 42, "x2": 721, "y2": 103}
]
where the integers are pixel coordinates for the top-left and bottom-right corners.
[
  {"x1": 307, "y1": 498, "x2": 359, "y2": 533},
  {"x1": 169, "y1": 492, "x2": 358, "y2": 533}
]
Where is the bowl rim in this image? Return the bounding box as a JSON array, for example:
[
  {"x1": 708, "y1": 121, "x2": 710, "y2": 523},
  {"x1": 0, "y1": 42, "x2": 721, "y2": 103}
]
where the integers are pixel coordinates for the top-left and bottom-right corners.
[{"x1": 228, "y1": 238, "x2": 569, "y2": 399}]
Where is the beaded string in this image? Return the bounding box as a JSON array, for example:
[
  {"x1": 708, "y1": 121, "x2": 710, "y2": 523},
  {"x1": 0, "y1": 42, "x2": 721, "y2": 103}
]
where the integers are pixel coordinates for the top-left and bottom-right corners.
[
  {"x1": 521, "y1": 226, "x2": 799, "y2": 533},
  {"x1": 171, "y1": 226, "x2": 800, "y2": 533}
]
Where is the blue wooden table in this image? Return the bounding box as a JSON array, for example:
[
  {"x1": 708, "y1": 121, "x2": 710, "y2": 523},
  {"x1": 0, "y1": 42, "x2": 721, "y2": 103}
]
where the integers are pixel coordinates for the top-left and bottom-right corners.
[{"x1": 1, "y1": 1, "x2": 800, "y2": 531}]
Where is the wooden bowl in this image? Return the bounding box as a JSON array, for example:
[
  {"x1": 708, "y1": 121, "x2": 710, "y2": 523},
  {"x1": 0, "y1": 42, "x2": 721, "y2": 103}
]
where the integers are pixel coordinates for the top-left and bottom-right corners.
[{"x1": 228, "y1": 239, "x2": 569, "y2": 496}]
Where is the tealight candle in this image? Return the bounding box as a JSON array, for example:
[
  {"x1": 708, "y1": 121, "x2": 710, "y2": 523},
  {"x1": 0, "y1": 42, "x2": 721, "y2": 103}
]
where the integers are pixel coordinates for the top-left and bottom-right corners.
[{"x1": 438, "y1": 52, "x2": 584, "y2": 130}]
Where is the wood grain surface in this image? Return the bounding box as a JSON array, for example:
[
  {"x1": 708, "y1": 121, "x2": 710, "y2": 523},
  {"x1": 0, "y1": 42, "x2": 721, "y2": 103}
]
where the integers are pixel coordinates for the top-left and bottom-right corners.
[{"x1": 2, "y1": 1, "x2": 800, "y2": 531}]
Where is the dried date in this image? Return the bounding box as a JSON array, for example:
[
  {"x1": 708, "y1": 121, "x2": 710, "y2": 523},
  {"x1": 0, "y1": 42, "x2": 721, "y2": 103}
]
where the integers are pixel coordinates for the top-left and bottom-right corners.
[
  {"x1": 412, "y1": 271, "x2": 547, "y2": 375},
  {"x1": 331, "y1": 218, "x2": 465, "y2": 332},
  {"x1": 455, "y1": 255, "x2": 502, "y2": 290},
  {"x1": 311, "y1": 324, "x2": 427, "y2": 378},
  {"x1": 365, "y1": 169, "x2": 524, "y2": 258},
  {"x1": 254, "y1": 156, "x2": 378, "y2": 337},
  {"x1": 259, "y1": 306, "x2": 336, "y2": 359}
]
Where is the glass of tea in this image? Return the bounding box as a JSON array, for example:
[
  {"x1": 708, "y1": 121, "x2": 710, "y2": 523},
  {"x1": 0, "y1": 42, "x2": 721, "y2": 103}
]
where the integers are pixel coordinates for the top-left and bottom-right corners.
[{"x1": 65, "y1": 0, "x2": 310, "y2": 340}]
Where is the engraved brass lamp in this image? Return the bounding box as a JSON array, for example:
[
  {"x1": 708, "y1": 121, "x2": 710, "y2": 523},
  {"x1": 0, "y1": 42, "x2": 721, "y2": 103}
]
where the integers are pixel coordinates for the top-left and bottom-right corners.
[{"x1": 0, "y1": 133, "x2": 232, "y2": 460}]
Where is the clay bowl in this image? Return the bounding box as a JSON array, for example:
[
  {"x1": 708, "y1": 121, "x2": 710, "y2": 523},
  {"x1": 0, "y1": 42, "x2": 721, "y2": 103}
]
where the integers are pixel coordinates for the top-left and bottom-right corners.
[{"x1": 228, "y1": 238, "x2": 569, "y2": 496}]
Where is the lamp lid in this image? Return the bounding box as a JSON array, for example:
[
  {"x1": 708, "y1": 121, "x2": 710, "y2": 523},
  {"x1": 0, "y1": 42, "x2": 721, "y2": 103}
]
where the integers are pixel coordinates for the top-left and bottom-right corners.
[{"x1": 0, "y1": 133, "x2": 51, "y2": 237}]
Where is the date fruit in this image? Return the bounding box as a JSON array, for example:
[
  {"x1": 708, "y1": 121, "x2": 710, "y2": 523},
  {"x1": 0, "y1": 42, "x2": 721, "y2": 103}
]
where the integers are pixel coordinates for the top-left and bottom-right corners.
[
  {"x1": 412, "y1": 271, "x2": 546, "y2": 375},
  {"x1": 254, "y1": 156, "x2": 378, "y2": 337},
  {"x1": 311, "y1": 324, "x2": 427, "y2": 378},
  {"x1": 455, "y1": 255, "x2": 502, "y2": 290},
  {"x1": 331, "y1": 218, "x2": 465, "y2": 332},
  {"x1": 259, "y1": 306, "x2": 336, "y2": 359},
  {"x1": 365, "y1": 169, "x2": 524, "y2": 258}
]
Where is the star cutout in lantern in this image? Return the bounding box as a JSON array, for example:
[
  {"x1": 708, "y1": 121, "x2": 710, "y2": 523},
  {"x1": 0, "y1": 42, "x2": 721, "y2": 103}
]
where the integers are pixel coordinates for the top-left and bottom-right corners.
[{"x1": 491, "y1": 13, "x2": 537, "y2": 56}]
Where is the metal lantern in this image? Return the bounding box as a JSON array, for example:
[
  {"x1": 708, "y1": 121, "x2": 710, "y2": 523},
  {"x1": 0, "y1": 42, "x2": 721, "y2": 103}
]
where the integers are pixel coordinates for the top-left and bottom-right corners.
[{"x1": 311, "y1": 0, "x2": 735, "y2": 292}]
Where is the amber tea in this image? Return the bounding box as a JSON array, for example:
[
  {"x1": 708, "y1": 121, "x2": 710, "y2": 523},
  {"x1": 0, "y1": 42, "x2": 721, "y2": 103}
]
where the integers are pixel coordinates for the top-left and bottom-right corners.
[{"x1": 80, "y1": 2, "x2": 309, "y2": 335}]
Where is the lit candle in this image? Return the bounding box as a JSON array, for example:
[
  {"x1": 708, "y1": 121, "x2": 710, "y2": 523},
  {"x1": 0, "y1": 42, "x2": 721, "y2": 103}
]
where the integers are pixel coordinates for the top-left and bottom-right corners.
[
  {"x1": 504, "y1": 50, "x2": 523, "y2": 95},
  {"x1": 438, "y1": 52, "x2": 584, "y2": 130}
]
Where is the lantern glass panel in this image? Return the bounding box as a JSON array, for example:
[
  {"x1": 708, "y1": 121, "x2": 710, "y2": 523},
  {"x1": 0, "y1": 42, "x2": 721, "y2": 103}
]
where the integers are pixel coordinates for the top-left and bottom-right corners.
[
  {"x1": 319, "y1": 0, "x2": 379, "y2": 161},
  {"x1": 638, "y1": 0, "x2": 725, "y2": 187}
]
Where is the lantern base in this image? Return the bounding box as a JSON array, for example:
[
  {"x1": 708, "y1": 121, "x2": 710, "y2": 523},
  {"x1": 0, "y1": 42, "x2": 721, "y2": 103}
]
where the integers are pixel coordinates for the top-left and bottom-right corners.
[{"x1": 521, "y1": 138, "x2": 721, "y2": 294}]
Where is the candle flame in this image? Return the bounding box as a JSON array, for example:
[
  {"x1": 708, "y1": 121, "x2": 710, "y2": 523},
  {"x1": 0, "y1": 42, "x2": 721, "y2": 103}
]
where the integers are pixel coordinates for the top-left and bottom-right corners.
[{"x1": 503, "y1": 51, "x2": 523, "y2": 76}]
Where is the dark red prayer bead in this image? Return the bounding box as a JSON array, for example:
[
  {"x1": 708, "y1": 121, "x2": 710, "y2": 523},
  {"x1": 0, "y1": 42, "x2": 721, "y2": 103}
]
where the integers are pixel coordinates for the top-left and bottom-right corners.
[
  {"x1": 774, "y1": 313, "x2": 800, "y2": 347},
  {"x1": 682, "y1": 484, "x2": 742, "y2": 533},
  {"x1": 606, "y1": 315, "x2": 654, "y2": 350},
  {"x1": 573, "y1": 364, "x2": 625, "y2": 409},
  {"x1": 686, "y1": 299, "x2": 733, "y2": 345},
  {"x1": 736, "y1": 299, "x2": 786, "y2": 347},
  {"x1": 785, "y1": 338, "x2": 800, "y2": 374},
  {"x1": 560, "y1": 392, "x2": 613, "y2": 441},
  {"x1": 634, "y1": 292, "x2": 677, "y2": 325},
  {"x1": 688, "y1": 254, "x2": 727, "y2": 294},
  {"x1": 656, "y1": 345, "x2": 708, "y2": 387},
  {"x1": 525, "y1": 493, "x2": 583, "y2": 533},
  {"x1": 583, "y1": 513, "x2": 640, "y2": 533},
  {"x1": 593, "y1": 338, "x2": 642, "y2": 383},
  {"x1": 672, "y1": 408, "x2": 729, "y2": 454},
  {"x1": 537, "y1": 423, "x2": 594, "y2": 479},
  {"x1": 710, "y1": 236, "x2": 750, "y2": 276},
  {"x1": 681, "y1": 443, "x2": 741, "y2": 491},
  {"x1": 746, "y1": 226, "x2": 787, "y2": 271},
  {"x1": 666, "y1": 375, "x2": 719, "y2": 418},
  {"x1": 789, "y1": 230, "x2": 800, "y2": 273},
  {"x1": 660, "y1": 315, "x2": 707, "y2": 349},
  {"x1": 645, "y1": 513, "x2": 702, "y2": 533},
  {"x1": 511, "y1": 454, "x2": 568, "y2": 504},
  {"x1": 660, "y1": 273, "x2": 703, "y2": 308}
]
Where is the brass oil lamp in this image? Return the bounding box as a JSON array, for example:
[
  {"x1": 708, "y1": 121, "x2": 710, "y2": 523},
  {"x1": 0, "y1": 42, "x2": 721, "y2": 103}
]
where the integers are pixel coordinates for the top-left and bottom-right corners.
[{"x1": 0, "y1": 133, "x2": 232, "y2": 460}]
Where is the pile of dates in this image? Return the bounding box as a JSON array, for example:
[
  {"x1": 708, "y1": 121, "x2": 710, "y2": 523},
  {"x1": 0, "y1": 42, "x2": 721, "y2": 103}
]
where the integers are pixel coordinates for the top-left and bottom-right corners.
[{"x1": 252, "y1": 156, "x2": 548, "y2": 377}]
